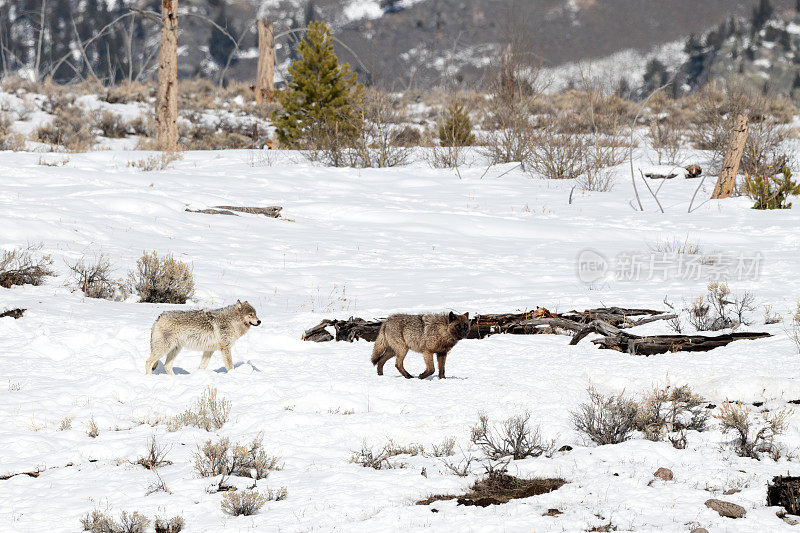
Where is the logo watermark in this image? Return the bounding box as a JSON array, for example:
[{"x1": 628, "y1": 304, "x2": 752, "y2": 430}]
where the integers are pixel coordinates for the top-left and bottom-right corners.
[{"x1": 577, "y1": 249, "x2": 762, "y2": 283}]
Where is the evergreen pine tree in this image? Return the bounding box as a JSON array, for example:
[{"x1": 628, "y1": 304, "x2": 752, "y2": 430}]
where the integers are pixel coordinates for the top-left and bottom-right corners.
[
  {"x1": 272, "y1": 21, "x2": 363, "y2": 147},
  {"x1": 438, "y1": 102, "x2": 475, "y2": 146}
]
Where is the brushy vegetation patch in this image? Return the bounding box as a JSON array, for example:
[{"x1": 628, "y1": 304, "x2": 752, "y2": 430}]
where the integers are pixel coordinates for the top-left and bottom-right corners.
[
  {"x1": 153, "y1": 516, "x2": 185, "y2": 533},
  {"x1": 169, "y1": 387, "x2": 230, "y2": 432},
  {"x1": 470, "y1": 412, "x2": 554, "y2": 460},
  {"x1": 716, "y1": 400, "x2": 791, "y2": 460},
  {"x1": 68, "y1": 253, "x2": 125, "y2": 300},
  {"x1": 193, "y1": 432, "x2": 282, "y2": 480},
  {"x1": 81, "y1": 509, "x2": 150, "y2": 533},
  {"x1": 349, "y1": 439, "x2": 423, "y2": 470},
  {"x1": 36, "y1": 104, "x2": 95, "y2": 152},
  {"x1": 418, "y1": 468, "x2": 566, "y2": 507},
  {"x1": 0, "y1": 245, "x2": 55, "y2": 288},
  {"x1": 571, "y1": 386, "x2": 639, "y2": 445},
  {"x1": 128, "y1": 250, "x2": 194, "y2": 304},
  {"x1": 221, "y1": 488, "x2": 287, "y2": 516}
]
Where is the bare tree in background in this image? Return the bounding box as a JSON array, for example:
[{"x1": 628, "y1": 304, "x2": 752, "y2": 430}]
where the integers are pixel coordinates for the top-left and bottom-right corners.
[{"x1": 156, "y1": 0, "x2": 179, "y2": 151}]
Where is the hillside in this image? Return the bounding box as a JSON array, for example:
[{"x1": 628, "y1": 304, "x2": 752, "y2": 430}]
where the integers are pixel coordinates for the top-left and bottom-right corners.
[{"x1": 0, "y1": 0, "x2": 778, "y2": 90}]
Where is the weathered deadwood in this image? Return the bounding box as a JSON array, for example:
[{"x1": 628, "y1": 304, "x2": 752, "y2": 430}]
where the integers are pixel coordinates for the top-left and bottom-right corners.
[
  {"x1": 712, "y1": 114, "x2": 749, "y2": 199},
  {"x1": 302, "y1": 317, "x2": 384, "y2": 343},
  {"x1": 185, "y1": 206, "x2": 283, "y2": 218},
  {"x1": 214, "y1": 205, "x2": 282, "y2": 217},
  {"x1": 571, "y1": 319, "x2": 771, "y2": 355},
  {"x1": 0, "y1": 308, "x2": 25, "y2": 319},
  {"x1": 185, "y1": 208, "x2": 238, "y2": 216},
  {"x1": 645, "y1": 172, "x2": 678, "y2": 180},
  {"x1": 767, "y1": 476, "x2": 800, "y2": 515},
  {"x1": 303, "y1": 308, "x2": 672, "y2": 342}
]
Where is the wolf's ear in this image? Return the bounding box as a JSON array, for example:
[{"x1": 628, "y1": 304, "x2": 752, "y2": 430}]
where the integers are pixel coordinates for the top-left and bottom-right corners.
[
  {"x1": 463, "y1": 312, "x2": 469, "y2": 320},
  {"x1": 236, "y1": 300, "x2": 242, "y2": 310},
  {"x1": 448, "y1": 311, "x2": 456, "y2": 322}
]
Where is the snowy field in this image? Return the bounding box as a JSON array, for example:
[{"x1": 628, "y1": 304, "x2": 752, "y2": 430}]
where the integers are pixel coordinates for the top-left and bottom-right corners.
[{"x1": 2, "y1": 147, "x2": 800, "y2": 532}]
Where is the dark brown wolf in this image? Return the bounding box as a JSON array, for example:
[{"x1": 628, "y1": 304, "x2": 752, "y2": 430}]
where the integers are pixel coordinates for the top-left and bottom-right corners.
[{"x1": 371, "y1": 312, "x2": 470, "y2": 379}]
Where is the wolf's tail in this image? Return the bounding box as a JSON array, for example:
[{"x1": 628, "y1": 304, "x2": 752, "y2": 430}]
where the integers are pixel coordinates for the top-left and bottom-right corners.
[{"x1": 371, "y1": 324, "x2": 390, "y2": 365}]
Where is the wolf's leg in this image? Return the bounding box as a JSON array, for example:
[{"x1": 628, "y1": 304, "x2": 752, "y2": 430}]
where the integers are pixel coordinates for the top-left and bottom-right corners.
[
  {"x1": 437, "y1": 354, "x2": 447, "y2": 379},
  {"x1": 221, "y1": 345, "x2": 234, "y2": 371},
  {"x1": 163, "y1": 347, "x2": 181, "y2": 376},
  {"x1": 198, "y1": 351, "x2": 214, "y2": 370},
  {"x1": 394, "y1": 347, "x2": 413, "y2": 379},
  {"x1": 145, "y1": 353, "x2": 159, "y2": 374},
  {"x1": 376, "y1": 351, "x2": 394, "y2": 376},
  {"x1": 418, "y1": 351, "x2": 435, "y2": 379}
]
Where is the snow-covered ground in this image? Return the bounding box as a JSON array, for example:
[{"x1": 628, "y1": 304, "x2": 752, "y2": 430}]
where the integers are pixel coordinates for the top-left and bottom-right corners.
[{"x1": 1, "y1": 147, "x2": 800, "y2": 532}]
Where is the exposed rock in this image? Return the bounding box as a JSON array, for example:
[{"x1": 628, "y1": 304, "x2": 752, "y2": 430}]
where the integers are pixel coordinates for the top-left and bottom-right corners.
[
  {"x1": 654, "y1": 467, "x2": 673, "y2": 481},
  {"x1": 705, "y1": 499, "x2": 746, "y2": 518}
]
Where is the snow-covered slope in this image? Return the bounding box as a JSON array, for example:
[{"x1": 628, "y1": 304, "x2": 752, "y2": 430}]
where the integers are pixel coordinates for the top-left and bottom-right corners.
[{"x1": 2, "y1": 148, "x2": 800, "y2": 531}]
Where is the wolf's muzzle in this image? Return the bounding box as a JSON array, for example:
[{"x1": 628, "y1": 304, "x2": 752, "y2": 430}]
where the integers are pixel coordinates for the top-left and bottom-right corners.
[{"x1": 252, "y1": 319, "x2": 262, "y2": 326}]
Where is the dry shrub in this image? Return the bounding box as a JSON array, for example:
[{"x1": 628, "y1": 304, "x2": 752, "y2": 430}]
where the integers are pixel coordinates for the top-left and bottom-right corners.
[
  {"x1": 81, "y1": 510, "x2": 149, "y2": 533},
  {"x1": 571, "y1": 386, "x2": 638, "y2": 445},
  {"x1": 0, "y1": 245, "x2": 55, "y2": 288},
  {"x1": 304, "y1": 90, "x2": 411, "y2": 168},
  {"x1": 527, "y1": 119, "x2": 587, "y2": 180},
  {"x1": 686, "y1": 282, "x2": 755, "y2": 331},
  {"x1": 170, "y1": 387, "x2": 230, "y2": 431},
  {"x1": 791, "y1": 302, "x2": 800, "y2": 354},
  {"x1": 221, "y1": 488, "x2": 287, "y2": 516},
  {"x1": 128, "y1": 251, "x2": 194, "y2": 304},
  {"x1": 179, "y1": 118, "x2": 255, "y2": 151},
  {"x1": 647, "y1": 115, "x2": 685, "y2": 165},
  {"x1": 716, "y1": 401, "x2": 791, "y2": 459},
  {"x1": 136, "y1": 435, "x2": 171, "y2": 470},
  {"x1": 428, "y1": 436, "x2": 456, "y2": 457},
  {"x1": 128, "y1": 152, "x2": 182, "y2": 172},
  {"x1": 0, "y1": 111, "x2": 25, "y2": 151},
  {"x1": 104, "y1": 82, "x2": 153, "y2": 104},
  {"x1": 193, "y1": 432, "x2": 282, "y2": 479},
  {"x1": 68, "y1": 254, "x2": 125, "y2": 300},
  {"x1": 350, "y1": 439, "x2": 422, "y2": 469},
  {"x1": 470, "y1": 412, "x2": 553, "y2": 460},
  {"x1": 154, "y1": 516, "x2": 184, "y2": 533},
  {"x1": 636, "y1": 384, "x2": 708, "y2": 447},
  {"x1": 36, "y1": 104, "x2": 95, "y2": 151},
  {"x1": 480, "y1": 43, "x2": 541, "y2": 165},
  {"x1": 93, "y1": 110, "x2": 132, "y2": 138},
  {"x1": 87, "y1": 416, "x2": 99, "y2": 438}
]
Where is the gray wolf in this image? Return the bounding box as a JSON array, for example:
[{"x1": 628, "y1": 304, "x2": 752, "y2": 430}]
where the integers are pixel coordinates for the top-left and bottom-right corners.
[
  {"x1": 146, "y1": 300, "x2": 261, "y2": 375},
  {"x1": 371, "y1": 312, "x2": 470, "y2": 379}
]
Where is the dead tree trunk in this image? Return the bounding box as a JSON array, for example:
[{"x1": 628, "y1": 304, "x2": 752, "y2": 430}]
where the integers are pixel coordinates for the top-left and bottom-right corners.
[
  {"x1": 156, "y1": 0, "x2": 179, "y2": 152},
  {"x1": 712, "y1": 115, "x2": 748, "y2": 199},
  {"x1": 255, "y1": 19, "x2": 275, "y2": 104}
]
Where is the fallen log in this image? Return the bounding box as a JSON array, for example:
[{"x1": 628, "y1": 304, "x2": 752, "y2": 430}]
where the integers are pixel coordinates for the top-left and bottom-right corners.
[
  {"x1": 303, "y1": 308, "x2": 672, "y2": 342},
  {"x1": 185, "y1": 205, "x2": 282, "y2": 218},
  {"x1": 570, "y1": 319, "x2": 771, "y2": 355}
]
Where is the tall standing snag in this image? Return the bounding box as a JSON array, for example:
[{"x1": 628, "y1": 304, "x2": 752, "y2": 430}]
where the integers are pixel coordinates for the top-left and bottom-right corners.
[
  {"x1": 711, "y1": 115, "x2": 748, "y2": 199},
  {"x1": 255, "y1": 19, "x2": 275, "y2": 104},
  {"x1": 156, "y1": 0, "x2": 179, "y2": 152}
]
